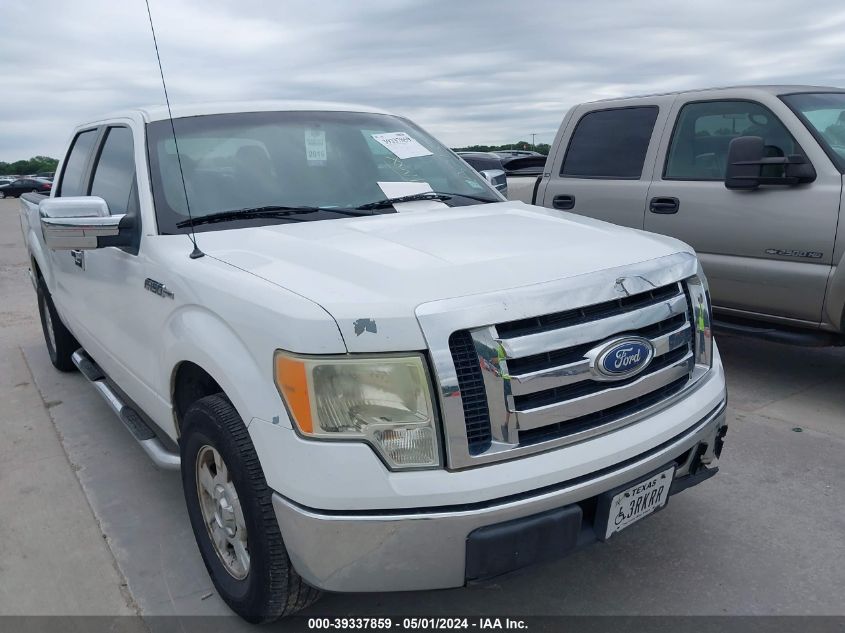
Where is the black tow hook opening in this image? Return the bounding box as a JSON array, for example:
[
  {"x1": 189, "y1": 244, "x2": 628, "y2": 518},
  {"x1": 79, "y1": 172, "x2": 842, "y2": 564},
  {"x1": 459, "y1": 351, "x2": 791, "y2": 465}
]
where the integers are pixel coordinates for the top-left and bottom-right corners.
[{"x1": 715, "y1": 425, "x2": 728, "y2": 458}]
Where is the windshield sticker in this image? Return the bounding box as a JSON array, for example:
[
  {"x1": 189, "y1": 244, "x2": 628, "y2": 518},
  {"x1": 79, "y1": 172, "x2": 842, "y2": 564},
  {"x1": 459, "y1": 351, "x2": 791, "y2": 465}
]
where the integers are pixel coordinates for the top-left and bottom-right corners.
[
  {"x1": 377, "y1": 181, "x2": 433, "y2": 198},
  {"x1": 377, "y1": 181, "x2": 448, "y2": 211},
  {"x1": 371, "y1": 132, "x2": 433, "y2": 160},
  {"x1": 304, "y1": 129, "x2": 327, "y2": 162}
]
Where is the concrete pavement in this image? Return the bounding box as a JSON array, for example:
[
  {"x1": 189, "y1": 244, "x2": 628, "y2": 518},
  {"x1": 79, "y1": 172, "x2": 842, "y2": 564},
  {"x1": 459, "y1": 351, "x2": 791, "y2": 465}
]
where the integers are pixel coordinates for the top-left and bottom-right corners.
[
  {"x1": 0, "y1": 199, "x2": 135, "y2": 615},
  {"x1": 1, "y1": 197, "x2": 844, "y2": 620}
]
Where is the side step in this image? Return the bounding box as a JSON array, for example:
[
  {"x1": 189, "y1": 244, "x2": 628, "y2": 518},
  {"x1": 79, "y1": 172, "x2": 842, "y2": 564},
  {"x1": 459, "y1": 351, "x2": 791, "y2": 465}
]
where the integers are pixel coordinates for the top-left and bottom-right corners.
[
  {"x1": 713, "y1": 318, "x2": 845, "y2": 347},
  {"x1": 72, "y1": 349, "x2": 181, "y2": 470}
]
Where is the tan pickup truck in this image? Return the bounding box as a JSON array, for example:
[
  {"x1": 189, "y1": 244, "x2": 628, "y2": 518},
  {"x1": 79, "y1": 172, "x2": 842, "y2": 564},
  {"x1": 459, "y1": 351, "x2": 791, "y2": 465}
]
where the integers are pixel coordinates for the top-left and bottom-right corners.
[{"x1": 511, "y1": 85, "x2": 845, "y2": 346}]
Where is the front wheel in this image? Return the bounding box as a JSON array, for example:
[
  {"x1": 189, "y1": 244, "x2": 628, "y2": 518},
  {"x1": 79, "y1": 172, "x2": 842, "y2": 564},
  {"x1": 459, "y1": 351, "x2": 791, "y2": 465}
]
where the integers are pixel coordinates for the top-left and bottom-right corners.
[
  {"x1": 0, "y1": 191, "x2": 5, "y2": 199},
  {"x1": 181, "y1": 394, "x2": 321, "y2": 622}
]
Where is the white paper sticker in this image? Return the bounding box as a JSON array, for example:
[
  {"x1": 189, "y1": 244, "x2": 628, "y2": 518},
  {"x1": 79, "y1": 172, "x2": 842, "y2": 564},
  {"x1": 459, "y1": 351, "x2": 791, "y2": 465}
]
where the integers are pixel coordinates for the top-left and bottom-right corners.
[
  {"x1": 304, "y1": 129, "x2": 327, "y2": 162},
  {"x1": 371, "y1": 132, "x2": 433, "y2": 159},
  {"x1": 376, "y1": 181, "x2": 448, "y2": 211},
  {"x1": 377, "y1": 181, "x2": 433, "y2": 198}
]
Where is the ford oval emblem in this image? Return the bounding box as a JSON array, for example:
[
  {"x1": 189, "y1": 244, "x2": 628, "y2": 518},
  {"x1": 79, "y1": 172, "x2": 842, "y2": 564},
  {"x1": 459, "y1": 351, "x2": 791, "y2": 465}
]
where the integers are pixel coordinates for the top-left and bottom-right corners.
[{"x1": 592, "y1": 337, "x2": 654, "y2": 380}]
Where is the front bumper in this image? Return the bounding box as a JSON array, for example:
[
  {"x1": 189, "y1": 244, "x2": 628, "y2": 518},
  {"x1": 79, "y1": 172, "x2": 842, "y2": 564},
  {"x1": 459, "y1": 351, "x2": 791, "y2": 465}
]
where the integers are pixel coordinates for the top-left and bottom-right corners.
[{"x1": 272, "y1": 400, "x2": 727, "y2": 592}]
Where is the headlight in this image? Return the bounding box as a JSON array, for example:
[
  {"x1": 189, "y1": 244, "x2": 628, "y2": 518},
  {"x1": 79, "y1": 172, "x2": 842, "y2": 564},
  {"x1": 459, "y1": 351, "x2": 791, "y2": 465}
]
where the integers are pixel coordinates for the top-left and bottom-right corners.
[
  {"x1": 686, "y1": 270, "x2": 713, "y2": 367},
  {"x1": 274, "y1": 351, "x2": 440, "y2": 469}
]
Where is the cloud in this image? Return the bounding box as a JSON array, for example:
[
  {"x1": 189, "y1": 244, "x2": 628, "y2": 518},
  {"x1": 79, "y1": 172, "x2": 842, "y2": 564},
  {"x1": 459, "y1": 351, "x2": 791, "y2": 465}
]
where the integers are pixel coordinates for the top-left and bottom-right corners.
[{"x1": 2, "y1": 0, "x2": 845, "y2": 160}]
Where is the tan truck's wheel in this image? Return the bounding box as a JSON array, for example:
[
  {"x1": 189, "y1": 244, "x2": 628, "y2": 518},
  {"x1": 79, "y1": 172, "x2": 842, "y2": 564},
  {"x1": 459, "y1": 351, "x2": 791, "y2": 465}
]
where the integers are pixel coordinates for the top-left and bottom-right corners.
[{"x1": 181, "y1": 394, "x2": 320, "y2": 622}]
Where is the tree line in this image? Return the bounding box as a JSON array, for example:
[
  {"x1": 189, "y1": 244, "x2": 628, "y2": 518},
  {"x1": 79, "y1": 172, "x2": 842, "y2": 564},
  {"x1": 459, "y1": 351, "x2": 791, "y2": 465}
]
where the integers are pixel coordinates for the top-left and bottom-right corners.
[
  {"x1": 452, "y1": 142, "x2": 550, "y2": 155},
  {"x1": 0, "y1": 156, "x2": 60, "y2": 176}
]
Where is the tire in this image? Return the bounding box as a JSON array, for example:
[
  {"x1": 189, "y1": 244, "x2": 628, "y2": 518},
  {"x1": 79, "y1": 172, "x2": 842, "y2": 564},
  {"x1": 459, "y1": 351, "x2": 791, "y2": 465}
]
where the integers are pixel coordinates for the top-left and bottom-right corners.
[
  {"x1": 36, "y1": 279, "x2": 79, "y2": 372},
  {"x1": 0, "y1": 191, "x2": 5, "y2": 199},
  {"x1": 181, "y1": 394, "x2": 321, "y2": 622}
]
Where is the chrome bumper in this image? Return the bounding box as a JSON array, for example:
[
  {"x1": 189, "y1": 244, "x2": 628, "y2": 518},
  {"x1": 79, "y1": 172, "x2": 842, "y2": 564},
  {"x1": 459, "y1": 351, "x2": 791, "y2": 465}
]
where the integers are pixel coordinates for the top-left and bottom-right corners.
[{"x1": 273, "y1": 401, "x2": 727, "y2": 592}]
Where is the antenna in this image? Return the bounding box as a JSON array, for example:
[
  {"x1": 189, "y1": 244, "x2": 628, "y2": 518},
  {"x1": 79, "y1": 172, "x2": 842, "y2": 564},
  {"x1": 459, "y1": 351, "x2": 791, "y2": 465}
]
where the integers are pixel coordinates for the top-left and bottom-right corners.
[{"x1": 144, "y1": 0, "x2": 204, "y2": 259}]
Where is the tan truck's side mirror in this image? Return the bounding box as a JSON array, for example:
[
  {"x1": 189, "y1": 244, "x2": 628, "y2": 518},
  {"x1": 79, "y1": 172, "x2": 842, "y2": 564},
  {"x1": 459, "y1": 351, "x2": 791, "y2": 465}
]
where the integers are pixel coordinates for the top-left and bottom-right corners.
[{"x1": 725, "y1": 136, "x2": 816, "y2": 190}]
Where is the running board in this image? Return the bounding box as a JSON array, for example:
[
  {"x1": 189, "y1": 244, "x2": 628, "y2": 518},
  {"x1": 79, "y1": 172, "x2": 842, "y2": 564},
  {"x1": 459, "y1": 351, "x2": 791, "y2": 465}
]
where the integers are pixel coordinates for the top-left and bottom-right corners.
[
  {"x1": 71, "y1": 349, "x2": 181, "y2": 470},
  {"x1": 713, "y1": 319, "x2": 845, "y2": 347}
]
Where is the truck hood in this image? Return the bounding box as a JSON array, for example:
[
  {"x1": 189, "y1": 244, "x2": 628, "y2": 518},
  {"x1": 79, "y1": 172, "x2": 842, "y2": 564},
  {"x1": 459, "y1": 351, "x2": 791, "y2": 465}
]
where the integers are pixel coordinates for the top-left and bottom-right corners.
[{"x1": 197, "y1": 201, "x2": 692, "y2": 351}]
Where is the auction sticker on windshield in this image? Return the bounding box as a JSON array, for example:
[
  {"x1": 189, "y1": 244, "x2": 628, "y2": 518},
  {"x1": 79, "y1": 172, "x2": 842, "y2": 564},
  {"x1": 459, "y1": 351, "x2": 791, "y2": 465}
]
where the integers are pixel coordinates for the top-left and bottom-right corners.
[
  {"x1": 371, "y1": 132, "x2": 433, "y2": 159},
  {"x1": 305, "y1": 129, "x2": 327, "y2": 162},
  {"x1": 595, "y1": 465, "x2": 675, "y2": 540}
]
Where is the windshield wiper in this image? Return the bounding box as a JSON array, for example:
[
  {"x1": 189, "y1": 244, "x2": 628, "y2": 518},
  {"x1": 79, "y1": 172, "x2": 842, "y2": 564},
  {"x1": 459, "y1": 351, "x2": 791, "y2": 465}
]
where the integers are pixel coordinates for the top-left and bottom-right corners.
[
  {"x1": 434, "y1": 191, "x2": 501, "y2": 204},
  {"x1": 355, "y1": 192, "x2": 453, "y2": 210},
  {"x1": 355, "y1": 191, "x2": 499, "y2": 211},
  {"x1": 175, "y1": 205, "x2": 371, "y2": 228}
]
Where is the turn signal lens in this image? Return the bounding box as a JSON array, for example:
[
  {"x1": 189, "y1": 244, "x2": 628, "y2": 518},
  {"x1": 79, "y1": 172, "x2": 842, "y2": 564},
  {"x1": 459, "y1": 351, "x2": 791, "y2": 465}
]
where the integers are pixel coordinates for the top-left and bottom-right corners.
[{"x1": 274, "y1": 355, "x2": 313, "y2": 434}]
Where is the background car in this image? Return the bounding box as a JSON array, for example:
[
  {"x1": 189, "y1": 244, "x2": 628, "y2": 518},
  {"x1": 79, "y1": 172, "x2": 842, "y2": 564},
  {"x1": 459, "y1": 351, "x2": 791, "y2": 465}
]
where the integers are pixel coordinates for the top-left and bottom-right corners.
[
  {"x1": 455, "y1": 151, "x2": 508, "y2": 195},
  {"x1": 0, "y1": 177, "x2": 52, "y2": 198},
  {"x1": 491, "y1": 149, "x2": 543, "y2": 159}
]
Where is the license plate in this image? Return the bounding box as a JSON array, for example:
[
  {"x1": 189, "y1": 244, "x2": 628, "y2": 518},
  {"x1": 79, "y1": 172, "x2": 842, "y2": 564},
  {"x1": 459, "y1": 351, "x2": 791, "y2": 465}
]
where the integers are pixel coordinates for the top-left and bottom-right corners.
[{"x1": 599, "y1": 465, "x2": 675, "y2": 540}]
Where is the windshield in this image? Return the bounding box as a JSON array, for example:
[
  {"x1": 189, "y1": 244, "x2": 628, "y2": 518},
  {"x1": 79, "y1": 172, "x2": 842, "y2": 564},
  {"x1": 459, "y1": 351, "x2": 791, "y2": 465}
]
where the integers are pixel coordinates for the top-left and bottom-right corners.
[
  {"x1": 146, "y1": 110, "x2": 498, "y2": 233},
  {"x1": 782, "y1": 92, "x2": 845, "y2": 171}
]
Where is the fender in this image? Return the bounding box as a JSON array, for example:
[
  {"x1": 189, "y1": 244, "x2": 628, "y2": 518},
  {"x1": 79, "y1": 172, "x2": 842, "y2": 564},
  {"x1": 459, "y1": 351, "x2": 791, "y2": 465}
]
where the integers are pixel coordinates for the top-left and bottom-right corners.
[
  {"x1": 822, "y1": 253, "x2": 845, "y2": 331},
  {"x1": 161, "y1": 305, "x2": 293, "y2": 439}
]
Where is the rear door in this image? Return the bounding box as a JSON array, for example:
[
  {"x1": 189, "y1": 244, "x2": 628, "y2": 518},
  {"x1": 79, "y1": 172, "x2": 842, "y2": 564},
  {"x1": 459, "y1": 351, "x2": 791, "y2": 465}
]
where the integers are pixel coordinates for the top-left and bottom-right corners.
[
  {"x1": 645, "y1": 94, "x2": 841, "y2": 324},
  {"x1": 47, "y1": 127, "x2": 101, "y2": 329},
  {"x1": 539, "y1": 97, "x2": 673, "y2": 228}
]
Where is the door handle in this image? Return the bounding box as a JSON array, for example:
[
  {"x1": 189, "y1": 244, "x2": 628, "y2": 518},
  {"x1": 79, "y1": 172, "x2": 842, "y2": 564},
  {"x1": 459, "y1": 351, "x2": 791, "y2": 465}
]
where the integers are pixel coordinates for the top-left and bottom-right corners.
[
  {"x1": 552, "y1": 194, "x2": 575, "y2": 210},
  {"x1": 70, "y1": 249, "x2": 84, "y2": 269},
  {"x1": 649, "y1": 197, "x2": 679, "y2": 214}
]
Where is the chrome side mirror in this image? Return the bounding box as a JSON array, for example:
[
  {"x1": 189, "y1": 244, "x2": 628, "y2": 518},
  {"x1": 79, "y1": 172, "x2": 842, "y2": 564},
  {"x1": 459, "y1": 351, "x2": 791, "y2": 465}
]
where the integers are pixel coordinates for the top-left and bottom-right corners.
[
  {"x1": 479, "y1": 168, "x2": 508, "y2": 196},
  {"x1": 39, "y1": 196, "x2": 125, "y2": 250}
]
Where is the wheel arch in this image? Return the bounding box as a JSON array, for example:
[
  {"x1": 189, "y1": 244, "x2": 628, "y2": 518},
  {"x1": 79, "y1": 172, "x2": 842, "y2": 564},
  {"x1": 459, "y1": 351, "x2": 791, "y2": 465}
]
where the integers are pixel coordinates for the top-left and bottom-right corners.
[
  {"x1": 170, "y1": 360, "x2": 224, "y2": 436},
  {"x1": 162, "y1": 305, "x2": 288, "y2": 438}
]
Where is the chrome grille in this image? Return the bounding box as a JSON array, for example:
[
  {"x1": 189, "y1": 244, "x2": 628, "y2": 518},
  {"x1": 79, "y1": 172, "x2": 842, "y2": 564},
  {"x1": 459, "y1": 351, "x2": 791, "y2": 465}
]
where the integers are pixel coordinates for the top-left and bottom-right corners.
[{"x1": 450, "y1": 282, "x2": 696, "y2": 458}]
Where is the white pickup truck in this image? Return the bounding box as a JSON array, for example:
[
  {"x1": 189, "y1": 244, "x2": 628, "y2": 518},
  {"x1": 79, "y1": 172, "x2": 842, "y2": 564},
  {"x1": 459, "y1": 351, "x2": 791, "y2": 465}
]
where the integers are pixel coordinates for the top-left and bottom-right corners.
[{"x1": 20, "y1": 101, "x2": 727, "y2": 622}]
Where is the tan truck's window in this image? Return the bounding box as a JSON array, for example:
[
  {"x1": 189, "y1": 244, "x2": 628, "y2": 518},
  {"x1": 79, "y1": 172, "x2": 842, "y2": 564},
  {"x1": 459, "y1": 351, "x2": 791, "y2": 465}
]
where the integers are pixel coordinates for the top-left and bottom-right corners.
[
  {"x1": 560, "y1": 106, "x2": 658, "y2": 179},
  {"x1": 665, "y1": 101, "x2": 797, "y2": 180}
]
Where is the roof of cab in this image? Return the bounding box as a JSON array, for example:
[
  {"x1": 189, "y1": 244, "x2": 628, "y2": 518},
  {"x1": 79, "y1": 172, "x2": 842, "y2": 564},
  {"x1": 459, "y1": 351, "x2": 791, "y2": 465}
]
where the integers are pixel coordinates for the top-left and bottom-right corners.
[
  {"x1": 82, "y1": 100, "x2": 394, "y2": 126},
  {"x1": 587, "y1": 84, "x2": 845, "y2": 104}
]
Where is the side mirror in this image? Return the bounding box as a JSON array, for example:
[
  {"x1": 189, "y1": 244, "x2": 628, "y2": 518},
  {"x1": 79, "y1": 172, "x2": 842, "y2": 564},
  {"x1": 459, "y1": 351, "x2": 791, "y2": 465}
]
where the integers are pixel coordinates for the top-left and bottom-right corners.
[
  {"x1": 725, "y1": 136, "x2": 816, "y2": 190},
  {"x1": 39, "y1": 196, "x2": 128, "y2": 250},
  {"x1": 479, "y1": 168, "x2": 508, "y2": 196}
]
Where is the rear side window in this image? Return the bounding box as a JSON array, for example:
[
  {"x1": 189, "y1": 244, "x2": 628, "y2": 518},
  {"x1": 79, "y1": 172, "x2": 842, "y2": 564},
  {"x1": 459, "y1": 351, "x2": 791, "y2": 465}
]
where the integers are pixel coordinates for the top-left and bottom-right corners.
[
  {"x1": 560, "y1": 106, "x2": 659, "y2": 179},
  {"x1": 90, "y1": 127, "x2": 136, "y2": 214},
  {"x1": 58, "y1": 129, "x2": 98, "y2": 196},
  {"x1": 664, "y1": 101, "x2": 798, "y2": 180}
]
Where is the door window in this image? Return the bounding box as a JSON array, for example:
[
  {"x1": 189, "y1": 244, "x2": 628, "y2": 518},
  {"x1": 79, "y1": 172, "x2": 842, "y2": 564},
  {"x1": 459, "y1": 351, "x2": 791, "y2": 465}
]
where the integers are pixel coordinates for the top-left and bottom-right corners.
[
  {"x1": 664, "y1": 101, "x2": 798, "y2": 180},
  {"x1": 90, "y1": 127, "x2": 136, "y2": 214},
  {"x1": 560, "y1": 106, "x2": 659, "y2": 179},
  {"x1": 58, "y1": 129, "x2": 98, "y2": 196}
]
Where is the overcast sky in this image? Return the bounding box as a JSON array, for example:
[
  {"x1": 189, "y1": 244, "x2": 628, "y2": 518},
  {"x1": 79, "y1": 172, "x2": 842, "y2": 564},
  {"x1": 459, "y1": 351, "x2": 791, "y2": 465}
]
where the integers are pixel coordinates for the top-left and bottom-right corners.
[{"x1": 3, "y1": 0, "x2": 845, "y2": 161}]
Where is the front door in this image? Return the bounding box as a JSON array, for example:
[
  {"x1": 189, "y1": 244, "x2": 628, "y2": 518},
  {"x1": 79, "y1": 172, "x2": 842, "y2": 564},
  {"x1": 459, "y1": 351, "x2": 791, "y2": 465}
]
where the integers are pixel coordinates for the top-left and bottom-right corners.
[
  {"x1": 645, "y1": 96, "x2": 841, "y2": 324},
  {"x1": 59, "y1": 124, "x2": 157, "y2": 410}
]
